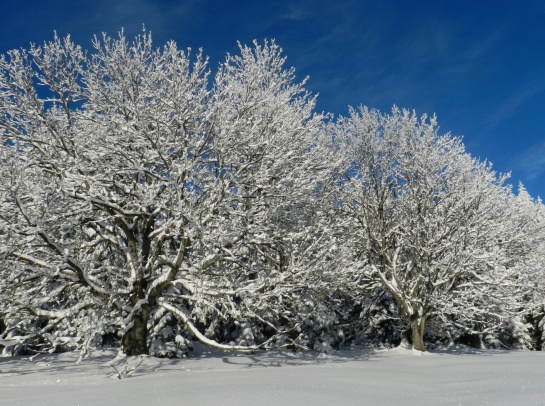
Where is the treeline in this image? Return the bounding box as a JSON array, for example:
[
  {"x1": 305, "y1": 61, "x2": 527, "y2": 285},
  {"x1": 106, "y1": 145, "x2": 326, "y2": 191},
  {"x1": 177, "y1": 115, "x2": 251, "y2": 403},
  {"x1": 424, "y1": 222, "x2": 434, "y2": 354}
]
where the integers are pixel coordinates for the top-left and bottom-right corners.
[{"x1": 0, "y1": 32, "x2": 544, "y2": 358}]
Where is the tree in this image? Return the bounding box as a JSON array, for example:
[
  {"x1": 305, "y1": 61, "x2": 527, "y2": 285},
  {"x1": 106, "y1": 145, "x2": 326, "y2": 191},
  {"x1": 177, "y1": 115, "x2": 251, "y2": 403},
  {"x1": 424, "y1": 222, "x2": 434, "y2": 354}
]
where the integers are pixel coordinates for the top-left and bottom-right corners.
[
  {"x1": 0, "y1": 32, "x2": 329, "y2": 356},
  {"x1": 332, "y1": 106, "x2": 525, "y2": 351},
  {"x1": 506, "y1": 184, "x2": 545, "y2": 350}
]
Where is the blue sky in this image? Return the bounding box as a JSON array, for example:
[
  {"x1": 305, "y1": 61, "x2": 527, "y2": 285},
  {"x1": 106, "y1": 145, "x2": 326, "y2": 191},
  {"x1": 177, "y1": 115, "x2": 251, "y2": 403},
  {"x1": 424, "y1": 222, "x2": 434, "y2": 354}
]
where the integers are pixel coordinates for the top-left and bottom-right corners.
[{"x1": 2, "y1": 0, "x2": 544, "y2": 198}]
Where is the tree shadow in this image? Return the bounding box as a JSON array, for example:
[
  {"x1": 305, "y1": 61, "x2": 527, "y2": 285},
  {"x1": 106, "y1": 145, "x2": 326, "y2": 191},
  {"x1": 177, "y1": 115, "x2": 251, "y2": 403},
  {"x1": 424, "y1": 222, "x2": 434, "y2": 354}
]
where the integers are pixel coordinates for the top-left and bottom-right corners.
[
  {"x1": 219, "y1": 346, "x2": 377, "y2": 369},
  {"x1": 0, "y1": 344, "x2": 515, "y2": 382},
  {"x1": 0, "y1": 349, "x2": 120, "y2": 379}
]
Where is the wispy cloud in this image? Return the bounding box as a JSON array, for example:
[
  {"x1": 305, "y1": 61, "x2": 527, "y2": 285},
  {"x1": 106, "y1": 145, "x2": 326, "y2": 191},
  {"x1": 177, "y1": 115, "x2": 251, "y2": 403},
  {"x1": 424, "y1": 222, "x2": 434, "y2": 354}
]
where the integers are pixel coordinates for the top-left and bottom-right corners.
[
  {"x1": 513, "y1": 140, "x2": 545, "y2": 181},
  {"x1": 55, "y1": 0, "x2": 202, "y2": 45},
  {"x1": 265, "y1": 4, "x2": 508, "y2": 117},
  {"x1": 280, "y1": 1, "x2": 315, "y2": 21},
  {"x1": 483, "y1": 81, "x2": 545, "y2": 134}
]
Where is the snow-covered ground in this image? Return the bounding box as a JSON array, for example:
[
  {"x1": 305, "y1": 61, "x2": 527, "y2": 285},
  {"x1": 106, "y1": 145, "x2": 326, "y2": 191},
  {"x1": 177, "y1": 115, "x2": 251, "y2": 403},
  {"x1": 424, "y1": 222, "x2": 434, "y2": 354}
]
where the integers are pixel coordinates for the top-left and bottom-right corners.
[{"x1": 1, "y1": 346, "x2": 544, "y2": 405}]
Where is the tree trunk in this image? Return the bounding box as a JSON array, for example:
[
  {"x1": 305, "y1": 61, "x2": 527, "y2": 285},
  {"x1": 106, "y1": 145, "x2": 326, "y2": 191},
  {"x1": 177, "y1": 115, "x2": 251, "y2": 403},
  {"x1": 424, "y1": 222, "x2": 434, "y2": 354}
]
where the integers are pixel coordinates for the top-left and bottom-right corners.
[
  {"x1": 122, "y1": 304, "x2": 151, "y2": 356},
  {"x1": 411, "y1": 318, "x2": 427, "y2": 352}
]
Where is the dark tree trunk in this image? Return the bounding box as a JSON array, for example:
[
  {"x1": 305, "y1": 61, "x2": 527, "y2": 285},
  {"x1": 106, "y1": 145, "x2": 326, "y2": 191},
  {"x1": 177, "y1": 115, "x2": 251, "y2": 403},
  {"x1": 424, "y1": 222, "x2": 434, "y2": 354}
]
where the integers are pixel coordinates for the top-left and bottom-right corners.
[
  {"x1": 529, "y1": 309, "x2": 544, "y2": 351},
  {"x1": 122, "y1": 304, "x2": 151, "y2": 356},
  {"x1": 410, "y1": 318, "x2": 427, "y2": 351}
]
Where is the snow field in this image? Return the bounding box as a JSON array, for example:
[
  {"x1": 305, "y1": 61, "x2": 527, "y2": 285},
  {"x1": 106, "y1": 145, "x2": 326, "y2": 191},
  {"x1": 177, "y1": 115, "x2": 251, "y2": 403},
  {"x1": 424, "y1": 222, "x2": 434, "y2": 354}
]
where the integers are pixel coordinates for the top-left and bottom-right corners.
[{"x1": 1, "y1": 347, "x2": 544, "y2": 405}]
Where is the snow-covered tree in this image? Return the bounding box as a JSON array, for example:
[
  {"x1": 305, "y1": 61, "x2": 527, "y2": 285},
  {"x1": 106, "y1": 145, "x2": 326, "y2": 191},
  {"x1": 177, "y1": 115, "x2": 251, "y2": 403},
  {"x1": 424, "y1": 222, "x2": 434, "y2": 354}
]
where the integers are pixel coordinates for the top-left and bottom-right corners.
[
  {"x1": 160, "y1": 39, "x2": 335, "y2": 352},
  {"x1": 0, "y1": 32, "x2": 330, "y2": 356},
  {"x1": 2, "y1": 30, "x2": 542, "y2": 358},
  {"x1": 506, "y1": 184, "x2": 545, "y2": 350},
  {"x1": 332, "y1": 106, "x2": 526, "y2": 351}
]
